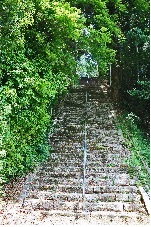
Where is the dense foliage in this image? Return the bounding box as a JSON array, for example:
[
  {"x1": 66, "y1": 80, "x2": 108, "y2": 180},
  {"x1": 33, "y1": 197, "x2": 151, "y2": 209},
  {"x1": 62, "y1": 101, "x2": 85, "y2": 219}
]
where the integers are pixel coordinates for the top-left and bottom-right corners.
[
  {"x1": 0, "y1": 0, "x2": 149, "y2": 190},
  {"x1": 117, "y1": 112, "x2": 150, "y2": 192},
  {"x1": 0, "y1": 0, "x2": 86, "y2": 185},
  {"x1": 111, "y1": 0, "x2": 150, "y2": 132}
]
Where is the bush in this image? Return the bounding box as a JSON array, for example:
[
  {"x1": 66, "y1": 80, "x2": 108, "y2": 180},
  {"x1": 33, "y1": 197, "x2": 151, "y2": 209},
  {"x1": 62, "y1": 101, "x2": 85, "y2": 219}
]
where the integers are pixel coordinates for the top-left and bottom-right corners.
[
  {"x1": 117, "y1": 111, "x2": 150, "y2": 191},
  {"x1": 0, "y1": 0, "x2": 84, "y2": 191}
]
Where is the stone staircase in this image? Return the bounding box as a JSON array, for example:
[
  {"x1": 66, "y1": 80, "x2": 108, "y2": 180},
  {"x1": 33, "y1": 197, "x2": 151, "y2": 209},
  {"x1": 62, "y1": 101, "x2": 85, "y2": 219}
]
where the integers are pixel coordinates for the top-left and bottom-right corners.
[{"x1": 0, "y1": 79, "x2": 150, "y2": 225}]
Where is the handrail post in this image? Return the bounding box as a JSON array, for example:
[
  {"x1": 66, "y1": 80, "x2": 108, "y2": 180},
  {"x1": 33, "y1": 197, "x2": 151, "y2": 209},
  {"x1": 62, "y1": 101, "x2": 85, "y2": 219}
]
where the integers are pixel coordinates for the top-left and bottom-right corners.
[{"x1": 109, "y1": 63, "x2": 112, "y2": 86}]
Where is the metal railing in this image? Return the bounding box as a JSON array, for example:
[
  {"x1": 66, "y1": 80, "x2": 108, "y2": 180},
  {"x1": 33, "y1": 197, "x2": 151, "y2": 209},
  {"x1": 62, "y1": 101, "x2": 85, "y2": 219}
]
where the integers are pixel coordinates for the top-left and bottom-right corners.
[{"x1": 82, "y1": 79, "x2": 88, "y2": 210}]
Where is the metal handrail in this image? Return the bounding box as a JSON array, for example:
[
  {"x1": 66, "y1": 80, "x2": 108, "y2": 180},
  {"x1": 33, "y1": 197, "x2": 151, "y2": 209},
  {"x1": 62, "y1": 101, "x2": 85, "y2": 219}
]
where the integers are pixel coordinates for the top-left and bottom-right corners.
[{"x1": 82, "y1": 79, "x2": 88, "y2": 209}]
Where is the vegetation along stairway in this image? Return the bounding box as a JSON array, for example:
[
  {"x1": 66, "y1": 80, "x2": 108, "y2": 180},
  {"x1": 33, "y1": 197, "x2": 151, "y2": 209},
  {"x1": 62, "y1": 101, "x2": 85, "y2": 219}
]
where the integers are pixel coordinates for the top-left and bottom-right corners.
[{"x1": 0, "y1": 79, "x2": 150, "y2": 225}]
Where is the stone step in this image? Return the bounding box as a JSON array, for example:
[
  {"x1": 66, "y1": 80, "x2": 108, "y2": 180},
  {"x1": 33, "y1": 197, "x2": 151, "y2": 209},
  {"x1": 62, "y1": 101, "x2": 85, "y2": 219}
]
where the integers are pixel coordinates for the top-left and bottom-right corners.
[
  {"x1": 30, "y1": 180, "x2": 137, "y2": 195},
  {"x1": 86, "y1": 118, "x2": 115, "y2": 123},
  {"x1": 26, "y1": 191, "x2": 83, "y2": 200},
  {"x1": 51, "y1": 138, "x2": 83, "y2": 143},
  {"x1": 48, "y1": 153, "x2": 84, "y2": 159},
  {"x1": 51, "y1": 130, "x2": 84, "y2": 135},
  {"x1": 58, "y1": 108, "x2": 84, "y2": 113},
  {"x1": 51, "y1": 143, "x2": 125, "y2": 152},
  {"x1": 49, "y1": 151, "x2": 128, "y2": 160},
  {"x1": 57, "y1": 123, "x2": 84, "y2": 127},
  {"x1": 24, "y1": 185, "x2": 139, "y2": 200},
  {"x1": 86, "y1": 185, "x2": 138, "y2": 194},
  {"x1": 32, "y1": 176, "x2": 83, "y2": 186},
  {"x1": 37, "y1": 160, "x2": 128, "y2": 172},
  {"x1": 37, "y1": 168, "x2": 132, "y2": 179},
  {"x1": 45, "y1": 155, "x2": 126, "y2": 165},
  {"x1": 85, "y1": 178, "x2": 136, "y2": 187},
  {"x1": 49, "y1": 140, "x2": 123, "y2": 149},
  {"x1": 85, "y1": 167, "x2": 131, "y2": 176},
  {"x1": 39, "y1": 163, "x2": 83, "y2": 170},
  {"x1": 86, "y1": 144, "x2": 127, "y2": 152},
  {"x1": 84, "y1": 201, "x2": 147, "y2": 214},
  {"x1": 51, "y1": 120, "x2": 105, "y2": 129},
  {"x1": 51, "y1": 140, "x2": 83, "y2": 146},
  {"x1": 50, "y1": 145, "x2": 83, "y2": 150},
  {"x1": 30, "y1": 184, "x2": 83, "y2": 194},
  {"x1": 87, "y1": 99, "x2": 110, "y2": 103},
  {"x1": 85, "y1": 192, "x2": 141, "y2": 203},
  {"x1": 38, "y1": 164, "x2": 134, "y2": 176},
  {"x1": 96, "y1": 158, "x2": 126, "y2": 164},
  {"x1": 49, "y1": 152, "x2": 83, "y2": 158},
  {"x1": 50, "y1": 137, "x2": 84, "y2": 143},
  {"x1": 51, "y1": 123, "x2": 119, "y2": 131},
  {"x1": 51, "y1": 144, "x2": 83, "y2": 150},
  {"x1": 31, "y1": 174, "x2": 136, "y2": 190},
  {"x1": 45, "y1": 157, "x2": 83, "y2": 164},
  {"x1": 85, "y1": 172, "x2": 133, "y2": 180},
  {"x1": 32, "y1": 172, "x2": 135, "y2": 186},
  {"x1": 86, "y1": 129, "x2": 119, "y2": 135},
  {"x1": 86, "y1": 151, "x2": 128, "y2": 159},
  {"x1": 22, "y1": 197, "x2": 146, "y2": 215},
  {"x1": 26, "y1": 190, "x2": 141, "y2": 203},
  {"x1": 40, "y1": 165, "x2": 130, "y2": 174},
  {"x1": 88, "y1": 125, "x2": 117, "y2": 130},
  {"x1": 63, "y1": 103, "x2": 85, "y2": 108},
  {"x1": 23, "y1": 198, "x2": 82, "y2": 211},
  {"x1": 87, "y1": 130, "x2": 118, "y2": 136},
  {"x1": 57, "y1": 125, "x2": 83, "y2": 130},
  {"x1": 85, "y1": 160, "x2": 127, "y2": 168},
  {"x1": 37, "y1": 171, "x2": 83, "y2": 180},
  {"x1": 85, "y1": 185, "x2": 138, "y2": 194},
  {"x1": 41, "y1": 210, "x2": 149, "y2": 224}
]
